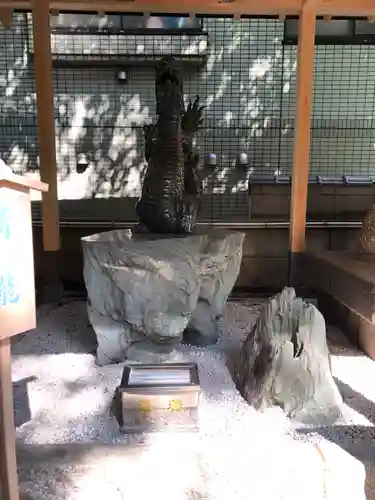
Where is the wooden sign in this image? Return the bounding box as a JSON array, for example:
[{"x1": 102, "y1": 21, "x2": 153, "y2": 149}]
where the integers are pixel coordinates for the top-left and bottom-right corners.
[
  {"x1": 0, "y1": 176, "x2": 47, "y2": 339},
  {"x1": 0, "y1": 173, "x2": 48, "y2": 500},
  {"x1": 0, "y1": 185, "x2": 37, "y2": 339}
]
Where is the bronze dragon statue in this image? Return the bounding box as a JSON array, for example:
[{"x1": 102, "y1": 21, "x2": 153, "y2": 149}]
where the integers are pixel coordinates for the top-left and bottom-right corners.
[{"x1": 135, "y1": 56, "x2": 205, "y2": 233}]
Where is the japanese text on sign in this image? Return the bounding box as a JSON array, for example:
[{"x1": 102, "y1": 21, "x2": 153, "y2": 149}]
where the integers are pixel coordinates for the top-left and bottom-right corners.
[
  {"x1": 0, "y1": 274, "x2": 20, "y2": 306},
  {"x1": 0, "y1": 205, "x2": 20, "y2": 306},
  {"x1": 0, "y1": 206, "x2": 10, "y2": 240}
]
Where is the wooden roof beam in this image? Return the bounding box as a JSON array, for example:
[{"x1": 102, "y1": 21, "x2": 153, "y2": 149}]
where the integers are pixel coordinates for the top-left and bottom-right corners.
[
  {"x1": 0, "y1": 8, "x2": 13, "y2": 28},
  {"x1": 1, "y1": 0, "x2": 375, "y2": 17}
]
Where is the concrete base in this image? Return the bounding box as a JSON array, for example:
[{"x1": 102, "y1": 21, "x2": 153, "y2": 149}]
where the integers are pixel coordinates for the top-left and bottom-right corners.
[
  {"x1": 305, "y1": 250, "x2": 375, "y2": 360},
  {"x1": 40, "y1": 250, "x2": 63, "y2": 305},
  {"x1": 318, "y1": 291, "x2": 375, "y2": 360}
]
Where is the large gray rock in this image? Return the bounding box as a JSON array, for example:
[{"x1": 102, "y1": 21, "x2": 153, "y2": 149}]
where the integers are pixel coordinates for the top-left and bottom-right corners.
[
  {"x1": 82, "y1": 229, "x2": 244, "y2": 365},
  {"x1": 235, "y1": 287, "x2": 343, "y2": 423}
]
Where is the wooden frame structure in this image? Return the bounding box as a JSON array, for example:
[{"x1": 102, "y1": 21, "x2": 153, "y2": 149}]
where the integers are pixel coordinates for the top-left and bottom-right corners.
[
  {"x1": 0, "y1": 0, "x2": 374, "y2": 287},
  {"x1": 1, "y1": 0, "x2": 375, "y2": 16},
  {"x1": 0, "y1": 1, "x2": 373, "y2": 496}
]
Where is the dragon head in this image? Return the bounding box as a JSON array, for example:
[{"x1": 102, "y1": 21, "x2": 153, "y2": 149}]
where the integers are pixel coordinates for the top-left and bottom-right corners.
[{"x1": 155, "y1": 56, "x2": 184, "y2": 119}]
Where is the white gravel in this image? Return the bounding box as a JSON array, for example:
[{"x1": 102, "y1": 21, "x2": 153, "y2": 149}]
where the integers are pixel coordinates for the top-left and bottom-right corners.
[{"x1": 10, "y1": 298, "x2": 375, "y2": 500}]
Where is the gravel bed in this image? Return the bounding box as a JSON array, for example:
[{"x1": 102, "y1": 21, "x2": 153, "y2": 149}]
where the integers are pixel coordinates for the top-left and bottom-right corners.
[{"x1": 9, "y1": 298, "x2": 375, "y2": 499}]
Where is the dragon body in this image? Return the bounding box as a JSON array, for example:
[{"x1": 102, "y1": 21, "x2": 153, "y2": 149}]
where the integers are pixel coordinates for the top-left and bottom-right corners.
[{"x1": 135, "y1": 56, "x2": 205, "y2": 234}]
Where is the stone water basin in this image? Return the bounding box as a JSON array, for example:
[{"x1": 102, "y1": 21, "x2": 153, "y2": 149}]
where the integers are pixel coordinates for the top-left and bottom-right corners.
[{"x1": 81, "y1": 228, "x2": 244, "y2": 365}]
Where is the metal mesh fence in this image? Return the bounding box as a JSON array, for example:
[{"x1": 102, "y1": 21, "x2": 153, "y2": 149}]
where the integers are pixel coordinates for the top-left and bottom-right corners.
[
  {"x1": 0, "y1": 13, "x2": 38, "y2": 172},
  {"x1": 45, "y1": 15, "x2": 289, "y2": 222},
  {"x1": 0, "y1": 12, "x2": 375, "y2": 222},
  {"x1": 310, "y1": 44, "x2": 375, "y2": 179}
]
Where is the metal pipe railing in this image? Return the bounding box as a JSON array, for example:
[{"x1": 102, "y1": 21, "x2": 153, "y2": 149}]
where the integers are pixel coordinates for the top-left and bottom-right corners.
[{"x1": 31, "y1": 220, "x2": 363, "y2": 229}]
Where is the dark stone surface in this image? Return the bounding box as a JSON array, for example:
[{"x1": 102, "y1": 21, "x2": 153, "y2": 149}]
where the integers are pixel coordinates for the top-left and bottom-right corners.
[{"x1": 182, "y1": 324, "x2": 219, "y2": 347}]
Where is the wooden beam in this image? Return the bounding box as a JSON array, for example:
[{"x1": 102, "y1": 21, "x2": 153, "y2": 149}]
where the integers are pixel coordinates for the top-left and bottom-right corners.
[
  {"x1": 0, "y1": 0, "x2": 300, "y2": 14},
  {"x1": 289, "y1": 0, "x2": 317, "y2": 286},
  {"x1": 31, "y1": 0, "x2": 60, "y2": 254},
  {"x1": 0, "y1": 8, "x2": 13, "y2": 28},
  {"x1": 1, "y1": 0, "x2": 375, "y2": 16}
]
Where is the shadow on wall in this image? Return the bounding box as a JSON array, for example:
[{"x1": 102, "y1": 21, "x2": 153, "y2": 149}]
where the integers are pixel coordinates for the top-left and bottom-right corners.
[
  {"x1": 55, "y1": 91, "x2": 148, "y2": 199},
  {"x1": 0, "y1": 14, "x2": 297, "y2": 222},
  {"x1": 0, "y1": 13, "x2": 38, "y2": 172}
]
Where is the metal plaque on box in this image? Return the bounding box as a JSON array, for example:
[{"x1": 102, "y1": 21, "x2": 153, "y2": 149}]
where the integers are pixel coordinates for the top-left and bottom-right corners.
[{"x1": 117, "y1": 362, "x2": 200, "y2": 433}]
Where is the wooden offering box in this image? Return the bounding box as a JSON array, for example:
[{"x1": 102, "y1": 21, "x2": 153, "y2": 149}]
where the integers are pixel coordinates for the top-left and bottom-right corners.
[
  {"x1": 118, "y1": 362, "x2": 201, "y2": 433},
  {"x1": 0, "y1": 173, "x2": 48, "y2": 500}
]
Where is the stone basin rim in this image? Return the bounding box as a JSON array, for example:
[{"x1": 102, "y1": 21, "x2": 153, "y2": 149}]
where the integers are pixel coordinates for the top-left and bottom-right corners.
[{"x1": 81, "y1": 228, "x2": 245, "y2": 244}]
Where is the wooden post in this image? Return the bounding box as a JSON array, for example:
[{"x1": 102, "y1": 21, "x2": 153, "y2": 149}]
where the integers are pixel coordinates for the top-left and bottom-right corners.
[
  {"x1": 0, "y1": 173, "x2": 48, "y2": 500},
  {"x1": 31, "y1": 0, "x2": 62, "y2": 302},
  {"x1": 289, "y1": 0, "x2": 317, "y2": 288},
  {"x1": 0, "y1": 339, "x2": 18, "y2": 500},
  {"x1": 0, "y1": 9, "x2": 13, "y2": 29}
]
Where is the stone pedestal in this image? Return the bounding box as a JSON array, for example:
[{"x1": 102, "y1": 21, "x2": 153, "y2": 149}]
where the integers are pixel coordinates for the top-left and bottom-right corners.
[{"x1": 82, "y1": 229, "x2": 244, "y2": 365}]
